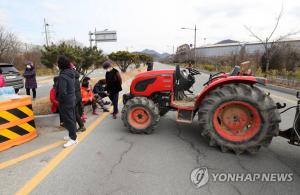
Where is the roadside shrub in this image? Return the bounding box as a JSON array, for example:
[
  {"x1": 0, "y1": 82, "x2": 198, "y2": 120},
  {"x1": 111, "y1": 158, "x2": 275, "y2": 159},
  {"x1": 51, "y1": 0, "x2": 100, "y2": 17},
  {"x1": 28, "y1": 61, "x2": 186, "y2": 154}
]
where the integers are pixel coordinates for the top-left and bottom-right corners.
[{"x1": 255, "y1": 68, "x2": 264, "y2": 77}]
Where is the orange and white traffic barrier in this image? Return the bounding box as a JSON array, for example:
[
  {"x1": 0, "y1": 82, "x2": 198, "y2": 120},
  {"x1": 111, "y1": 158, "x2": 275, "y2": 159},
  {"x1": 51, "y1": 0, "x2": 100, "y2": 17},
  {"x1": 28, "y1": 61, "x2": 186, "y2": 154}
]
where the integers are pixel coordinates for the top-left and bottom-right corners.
[{"x1": 0, "y1": 96, "x2": 37, "y2": 152}]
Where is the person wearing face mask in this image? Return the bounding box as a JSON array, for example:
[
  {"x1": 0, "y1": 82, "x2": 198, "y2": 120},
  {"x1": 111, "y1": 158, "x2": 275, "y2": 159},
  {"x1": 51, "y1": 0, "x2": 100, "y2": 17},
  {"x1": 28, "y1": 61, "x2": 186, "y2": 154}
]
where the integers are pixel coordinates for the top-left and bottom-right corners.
[
  {"x1": 23, "y1": 62, "x2": 37, "y2": 99},
  {"x1": 103, "y1": 60, "x2": 122, "y2": 119},
  {"x1": 56, "y1": 55, "x2": 77, "y2": 148},
  {"x1": 70, "y1": 63, "x2": 86, "y2": 132},
  {"x1": 81, "y1": 77, "x2": 99, "y2": 115}
]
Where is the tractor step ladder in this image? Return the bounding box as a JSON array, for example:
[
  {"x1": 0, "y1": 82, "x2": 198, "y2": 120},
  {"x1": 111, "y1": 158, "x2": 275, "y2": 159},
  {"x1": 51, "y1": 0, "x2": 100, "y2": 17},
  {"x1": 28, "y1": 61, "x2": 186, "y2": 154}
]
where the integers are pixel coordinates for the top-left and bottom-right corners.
[{"x1": 176, "y1": 109, "x2": 193, "y2": 123}]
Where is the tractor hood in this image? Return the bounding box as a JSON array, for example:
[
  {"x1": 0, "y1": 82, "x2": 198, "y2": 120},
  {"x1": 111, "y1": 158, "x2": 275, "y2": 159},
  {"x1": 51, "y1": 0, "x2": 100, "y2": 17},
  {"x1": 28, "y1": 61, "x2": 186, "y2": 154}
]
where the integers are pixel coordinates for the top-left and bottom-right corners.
[
  {"x1": 130, "y1": 69, "x2": 175, "y2": 96},
  {"x1": 133, "y1": 69, "x2": 175, "y2": 79}
]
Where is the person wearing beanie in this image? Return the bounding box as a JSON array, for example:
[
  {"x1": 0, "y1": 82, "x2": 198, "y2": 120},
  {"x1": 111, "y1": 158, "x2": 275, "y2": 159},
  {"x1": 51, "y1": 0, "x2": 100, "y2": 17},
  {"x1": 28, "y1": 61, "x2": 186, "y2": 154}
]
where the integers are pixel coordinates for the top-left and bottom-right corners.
[
  {"x1": 103, "y1": 60, "x2": 122, "y2": 119},
  {"x1": 56, "y1": 55, "x2": 77, "y2": 148}
]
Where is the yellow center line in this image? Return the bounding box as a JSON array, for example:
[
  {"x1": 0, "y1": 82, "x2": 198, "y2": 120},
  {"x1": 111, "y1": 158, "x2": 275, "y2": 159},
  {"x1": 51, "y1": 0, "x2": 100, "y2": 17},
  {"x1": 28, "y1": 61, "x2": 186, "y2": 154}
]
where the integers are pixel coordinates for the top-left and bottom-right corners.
[
  {"x1": 15, "y1": 99, "x2": 122, "y2": 195},
  {"x1": 0, "y1": 141, "x2": 64, "y2": 170}
]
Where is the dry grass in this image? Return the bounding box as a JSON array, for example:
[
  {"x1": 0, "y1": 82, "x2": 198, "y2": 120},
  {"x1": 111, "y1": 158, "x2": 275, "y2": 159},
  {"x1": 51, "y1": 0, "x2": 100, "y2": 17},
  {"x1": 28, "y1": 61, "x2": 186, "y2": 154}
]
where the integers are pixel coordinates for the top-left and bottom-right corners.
[
  {"x1": 33, "y1": 67, "x2": 146, "y2": 115},
  {"x1": 32, "y1": 97, "x2": 52, "y2": 115}
]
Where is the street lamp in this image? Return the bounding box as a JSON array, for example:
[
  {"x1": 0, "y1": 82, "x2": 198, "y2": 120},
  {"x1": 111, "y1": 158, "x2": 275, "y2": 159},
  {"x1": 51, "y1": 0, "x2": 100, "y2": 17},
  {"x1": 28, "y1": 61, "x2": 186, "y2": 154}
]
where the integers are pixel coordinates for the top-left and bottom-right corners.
[{"x1": 181, "y1": 25, "x2": 197, "y2": 66}]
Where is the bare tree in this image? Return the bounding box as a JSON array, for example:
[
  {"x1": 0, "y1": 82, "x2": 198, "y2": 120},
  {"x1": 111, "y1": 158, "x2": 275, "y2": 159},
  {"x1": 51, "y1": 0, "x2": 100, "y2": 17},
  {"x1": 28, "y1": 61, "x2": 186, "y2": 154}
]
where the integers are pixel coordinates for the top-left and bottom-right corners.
[
  {"x1": 244, "y1": 6, "x2": 299, "y2": 76},
  {"x1": 0, "y1": 26, "x2": 20, "y2": 63}
]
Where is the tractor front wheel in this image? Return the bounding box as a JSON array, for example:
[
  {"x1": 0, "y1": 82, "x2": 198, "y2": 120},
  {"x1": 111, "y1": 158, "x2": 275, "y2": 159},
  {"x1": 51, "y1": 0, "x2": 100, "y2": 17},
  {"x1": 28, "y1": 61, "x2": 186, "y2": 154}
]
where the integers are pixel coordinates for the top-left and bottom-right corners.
[
  {"x1": 198, "y1": 83, "x2": 281, "y2": 154},
  {"x1": 122, "y1": 97, "x2": 160, "y2": 134}
]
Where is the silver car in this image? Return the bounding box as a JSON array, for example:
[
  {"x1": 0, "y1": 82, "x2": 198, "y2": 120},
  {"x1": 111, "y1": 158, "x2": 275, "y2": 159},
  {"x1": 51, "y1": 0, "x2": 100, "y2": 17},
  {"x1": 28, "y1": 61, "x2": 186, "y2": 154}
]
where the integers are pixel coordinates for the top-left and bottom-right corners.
[{"x1": 0, "y1": 63, "x2": 24, "y2": 93}]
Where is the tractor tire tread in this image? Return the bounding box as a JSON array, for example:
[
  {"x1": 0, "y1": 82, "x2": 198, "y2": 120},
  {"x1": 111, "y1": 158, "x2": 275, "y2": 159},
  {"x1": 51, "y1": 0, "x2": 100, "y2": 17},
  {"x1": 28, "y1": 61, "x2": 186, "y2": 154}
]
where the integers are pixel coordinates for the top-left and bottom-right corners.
[
  {"x1": 198, "y1": 83, "x2": 281, "y2": 154},
  {"x1": 122, "y1": 97, "x2": 160, "y2": 134}
]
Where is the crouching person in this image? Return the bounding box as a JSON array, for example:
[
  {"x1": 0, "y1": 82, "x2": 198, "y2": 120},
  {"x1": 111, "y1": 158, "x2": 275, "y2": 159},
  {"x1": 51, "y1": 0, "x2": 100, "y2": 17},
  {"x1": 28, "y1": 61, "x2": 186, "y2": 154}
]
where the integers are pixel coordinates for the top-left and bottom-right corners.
[
  {"x1": 56, "y1": 55, "x2": 77, "y2": 148},
  {"x1": 50, "y1": 76, "x2": 63, "y2": 127},
  {"x1": 81, "y1": 77, "x2": 99, "y2": 115},
  {"x1": 93, "y1": 79, "x2": 110, "y2": 112}
]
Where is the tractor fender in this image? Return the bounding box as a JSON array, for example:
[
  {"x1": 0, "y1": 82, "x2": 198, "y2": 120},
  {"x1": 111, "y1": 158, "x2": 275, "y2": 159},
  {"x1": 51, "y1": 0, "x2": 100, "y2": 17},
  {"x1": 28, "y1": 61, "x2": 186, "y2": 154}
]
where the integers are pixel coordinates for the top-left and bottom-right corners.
[{"x1": 195, "y1": 76, "x2": 265, "y2": 108}]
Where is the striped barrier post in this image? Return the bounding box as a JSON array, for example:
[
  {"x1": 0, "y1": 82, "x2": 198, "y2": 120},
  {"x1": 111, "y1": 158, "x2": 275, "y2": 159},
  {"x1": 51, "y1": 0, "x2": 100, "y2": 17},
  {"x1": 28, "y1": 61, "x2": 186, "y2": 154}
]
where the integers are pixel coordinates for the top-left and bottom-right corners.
[{"x1": 0, "y1": 96, "x2": 37, "y2": 152}]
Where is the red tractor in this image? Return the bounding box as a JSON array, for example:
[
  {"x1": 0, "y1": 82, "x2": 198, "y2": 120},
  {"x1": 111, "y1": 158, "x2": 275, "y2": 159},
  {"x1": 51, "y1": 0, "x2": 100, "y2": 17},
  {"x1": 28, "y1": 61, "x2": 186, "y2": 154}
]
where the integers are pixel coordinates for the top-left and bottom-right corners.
[{"x1": 121, "y1": 65, "x2": 300, "y2": 154}]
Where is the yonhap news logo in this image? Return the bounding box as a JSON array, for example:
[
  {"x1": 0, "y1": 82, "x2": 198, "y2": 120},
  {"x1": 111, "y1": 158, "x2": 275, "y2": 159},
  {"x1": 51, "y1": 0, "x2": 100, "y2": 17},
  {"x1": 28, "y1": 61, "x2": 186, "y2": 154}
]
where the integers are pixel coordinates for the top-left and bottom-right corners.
[
  {"x1": 190, "y1": 167, "x2": 294, "y2": 188},
  {"x1": 190, "y1": 167, "x2": 209, "y2": 188}
]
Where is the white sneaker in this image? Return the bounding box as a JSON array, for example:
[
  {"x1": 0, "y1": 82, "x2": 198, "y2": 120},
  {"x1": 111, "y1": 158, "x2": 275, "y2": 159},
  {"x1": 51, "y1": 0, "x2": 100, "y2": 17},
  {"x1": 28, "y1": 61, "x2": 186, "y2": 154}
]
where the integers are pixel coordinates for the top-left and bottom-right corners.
[
  {"x1": 63, "y1": 136, "x2": 70, "y2": 141},
  {"x1": 63, "y1": 139, "x2": 78, "y2": 148}
]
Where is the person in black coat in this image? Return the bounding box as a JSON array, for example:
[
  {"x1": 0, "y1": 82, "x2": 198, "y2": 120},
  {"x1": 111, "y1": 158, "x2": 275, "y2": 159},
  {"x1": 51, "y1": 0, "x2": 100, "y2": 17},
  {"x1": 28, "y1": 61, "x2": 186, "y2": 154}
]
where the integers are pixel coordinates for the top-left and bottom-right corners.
[
  {"x1": 71, "y1": 63, "x2": 86, "y2": 132},
  {"x1": 56, "y1": 55, "x2": 77, "y2": 148},
  {"x1": 103, "y1": 60, "x2": 122, "y2": 119},
  {"x1": 23, "y1": 62, "x2": 37, "y2": 99},
  {"x1": 146, "y1": 61, "x2": 154, "y2": 71}
]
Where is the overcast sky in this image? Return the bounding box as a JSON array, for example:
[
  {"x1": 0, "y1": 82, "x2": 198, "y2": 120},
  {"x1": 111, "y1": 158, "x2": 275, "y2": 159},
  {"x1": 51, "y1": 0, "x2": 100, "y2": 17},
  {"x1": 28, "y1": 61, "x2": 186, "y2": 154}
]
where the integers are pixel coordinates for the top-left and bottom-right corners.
[{"x1": 0, "y1": 0, "x2": 300, "y2": 54}]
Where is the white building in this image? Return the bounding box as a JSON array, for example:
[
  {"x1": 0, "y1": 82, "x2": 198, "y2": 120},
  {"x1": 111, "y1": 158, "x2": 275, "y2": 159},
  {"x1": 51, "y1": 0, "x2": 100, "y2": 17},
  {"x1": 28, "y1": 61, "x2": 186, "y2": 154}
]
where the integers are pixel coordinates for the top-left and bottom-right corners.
[{"x1": 195, "y1": 39, "x2": 300, "y2": 58}]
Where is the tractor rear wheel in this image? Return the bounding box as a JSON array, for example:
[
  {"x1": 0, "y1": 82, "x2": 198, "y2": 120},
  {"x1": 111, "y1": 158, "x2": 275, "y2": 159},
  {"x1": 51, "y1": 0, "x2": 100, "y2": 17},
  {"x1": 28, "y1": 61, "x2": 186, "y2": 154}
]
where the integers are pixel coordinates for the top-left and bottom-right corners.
[
  {"x1": 122, "y1": 97, "x2": 160, "y2": 134},
  {"x1": 198, "y1": 83, "x2": 281, "y2": 154}
]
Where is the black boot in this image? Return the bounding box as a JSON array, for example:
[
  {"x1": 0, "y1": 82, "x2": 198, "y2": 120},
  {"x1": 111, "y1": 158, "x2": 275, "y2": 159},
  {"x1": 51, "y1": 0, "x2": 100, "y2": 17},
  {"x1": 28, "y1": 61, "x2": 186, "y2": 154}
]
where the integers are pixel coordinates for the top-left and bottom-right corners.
[{"x1": 77, "y1": 126, "x2": 86, "y2": 132}]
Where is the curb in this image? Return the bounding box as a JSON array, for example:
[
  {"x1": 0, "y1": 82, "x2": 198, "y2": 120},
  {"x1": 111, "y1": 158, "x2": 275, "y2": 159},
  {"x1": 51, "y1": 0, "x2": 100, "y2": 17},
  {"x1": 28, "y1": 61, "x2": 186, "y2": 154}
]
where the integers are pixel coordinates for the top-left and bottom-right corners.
[
  {"x1": 35, "y1": 114, "x2": 59, "y2": 127},
  {"x1": 260, "y1": 84, "x2": 298, "y2": 96}
]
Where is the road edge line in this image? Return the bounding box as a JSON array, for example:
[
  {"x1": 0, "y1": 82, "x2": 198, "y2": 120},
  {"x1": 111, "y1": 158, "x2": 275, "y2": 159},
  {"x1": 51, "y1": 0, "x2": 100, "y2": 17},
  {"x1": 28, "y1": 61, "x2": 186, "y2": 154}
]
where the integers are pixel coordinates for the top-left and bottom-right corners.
[{"x1": 0, "y1": 141, "x2": 64, "y2": 170}]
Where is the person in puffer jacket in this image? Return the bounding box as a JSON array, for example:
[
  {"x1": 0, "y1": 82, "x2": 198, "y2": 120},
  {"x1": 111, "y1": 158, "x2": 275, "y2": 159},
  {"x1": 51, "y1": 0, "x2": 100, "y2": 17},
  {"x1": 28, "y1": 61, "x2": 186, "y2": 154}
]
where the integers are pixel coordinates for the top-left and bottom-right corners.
[
  {"x1": 23, "y1": 62, "x2": 37, "y2": 99},
  {"x1": 81, "y1": 77, "x2": 99, "y2": 115},
  {"x1": 70, "y1": 63, "x2": 86, "y2": 132},
  {"x1": 56, "y1": 55, "x2": 77, "y2": 148}
]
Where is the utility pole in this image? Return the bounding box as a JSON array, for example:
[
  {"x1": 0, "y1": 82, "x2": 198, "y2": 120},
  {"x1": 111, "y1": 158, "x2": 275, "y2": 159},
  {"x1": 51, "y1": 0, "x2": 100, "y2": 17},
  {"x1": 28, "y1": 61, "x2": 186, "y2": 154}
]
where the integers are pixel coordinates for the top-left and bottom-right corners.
[
  {"x1": 94, "y1": 28, "x2": 97, "y2": 48},
  {"x1": 43, "y1": 18, "x2": 50, "y2": 46},
  {"x1": 181, "y1": 25, "x2": 198, "y2": 66},
  {"x1": 89, "y1": 31, "x2": 93, "y2": 47}
]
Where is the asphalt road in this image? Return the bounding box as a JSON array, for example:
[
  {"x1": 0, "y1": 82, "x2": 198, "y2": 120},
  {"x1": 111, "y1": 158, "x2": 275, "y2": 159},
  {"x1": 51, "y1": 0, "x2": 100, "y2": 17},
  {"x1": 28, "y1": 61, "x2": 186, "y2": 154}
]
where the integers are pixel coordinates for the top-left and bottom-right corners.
[{"x1": 1, "y1": 62, "x2": 300, "y2": 195}]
